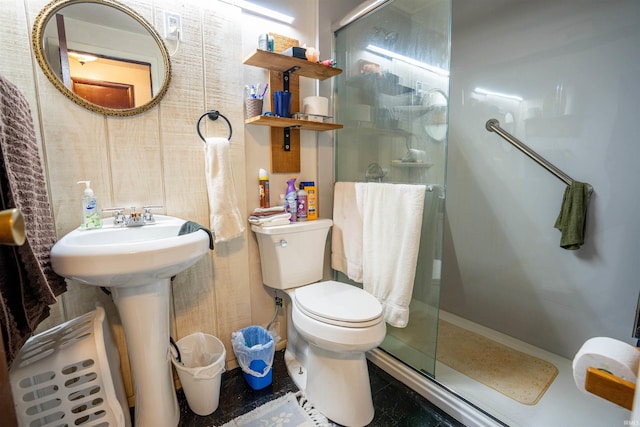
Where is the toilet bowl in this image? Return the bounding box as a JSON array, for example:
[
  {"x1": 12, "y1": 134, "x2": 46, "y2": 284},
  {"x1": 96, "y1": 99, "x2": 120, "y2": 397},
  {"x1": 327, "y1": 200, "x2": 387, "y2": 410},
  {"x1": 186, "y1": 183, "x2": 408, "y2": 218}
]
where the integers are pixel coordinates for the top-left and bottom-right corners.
[{"x1": 251, "y1": 220, "x2": 387, "y2": 427}]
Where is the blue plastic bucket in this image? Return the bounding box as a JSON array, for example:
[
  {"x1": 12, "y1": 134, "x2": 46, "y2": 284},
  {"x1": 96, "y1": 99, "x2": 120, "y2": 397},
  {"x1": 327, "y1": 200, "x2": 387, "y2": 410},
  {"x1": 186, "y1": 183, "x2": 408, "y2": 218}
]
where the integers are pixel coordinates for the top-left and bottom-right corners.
[
  {"x1": 242, "y1": 359, "x2": 273, "y2": 390},
  {"x1": 231, "y1": 326, "x2": 275, "y2": 390}
]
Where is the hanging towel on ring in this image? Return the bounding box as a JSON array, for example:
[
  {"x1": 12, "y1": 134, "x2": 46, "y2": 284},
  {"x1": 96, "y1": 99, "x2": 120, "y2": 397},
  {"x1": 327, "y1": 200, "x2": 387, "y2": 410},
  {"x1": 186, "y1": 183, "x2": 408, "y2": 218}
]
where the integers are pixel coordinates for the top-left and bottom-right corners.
[{"x1": 204, "y1": 137, "x2": 245, "y2": 243}]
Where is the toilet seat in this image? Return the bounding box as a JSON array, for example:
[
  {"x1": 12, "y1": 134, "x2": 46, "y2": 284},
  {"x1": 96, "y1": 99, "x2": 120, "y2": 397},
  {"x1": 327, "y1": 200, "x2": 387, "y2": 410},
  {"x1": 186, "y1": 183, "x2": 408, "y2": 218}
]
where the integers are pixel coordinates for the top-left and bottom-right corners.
[{"x1": 293, "y1": 281, "x2": 383, "y2": 328}]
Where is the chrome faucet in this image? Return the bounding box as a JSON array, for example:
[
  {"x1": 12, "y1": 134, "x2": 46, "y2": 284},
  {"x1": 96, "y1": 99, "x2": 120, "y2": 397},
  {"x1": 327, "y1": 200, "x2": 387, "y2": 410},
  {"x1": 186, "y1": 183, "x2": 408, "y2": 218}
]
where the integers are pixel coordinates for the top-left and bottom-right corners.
[
  {"x1": 102, "y1": 207, "x2": 127, "y2": 227},
  {"x1": 142, "y1": 205, "x2": 163, "y2": 224},
  {"x1": 102, "y1": 205, "x2": 163, "y2": 227},
  {"x1": 127, "y1": 207, "x2": 144, "y2": 227}
]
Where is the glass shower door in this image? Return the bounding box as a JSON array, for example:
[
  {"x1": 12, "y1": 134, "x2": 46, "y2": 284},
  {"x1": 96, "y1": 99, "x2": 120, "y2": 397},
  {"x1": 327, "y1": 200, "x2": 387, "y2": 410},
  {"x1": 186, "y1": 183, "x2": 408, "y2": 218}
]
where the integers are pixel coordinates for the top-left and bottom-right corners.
[{"x1": 333, "y1": 0, "x2": 451, "y2": 376}]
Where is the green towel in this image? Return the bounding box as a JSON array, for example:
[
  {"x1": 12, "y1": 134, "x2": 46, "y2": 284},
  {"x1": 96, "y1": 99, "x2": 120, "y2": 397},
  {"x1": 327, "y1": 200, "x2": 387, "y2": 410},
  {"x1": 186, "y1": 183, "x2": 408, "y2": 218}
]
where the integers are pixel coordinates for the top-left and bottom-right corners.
[
  {"x1": 554, "y1": 181, "x2": 590, "y2": 250},
  {"x1": 178, "y1": 221, "x2": 214, "y2": 250}
]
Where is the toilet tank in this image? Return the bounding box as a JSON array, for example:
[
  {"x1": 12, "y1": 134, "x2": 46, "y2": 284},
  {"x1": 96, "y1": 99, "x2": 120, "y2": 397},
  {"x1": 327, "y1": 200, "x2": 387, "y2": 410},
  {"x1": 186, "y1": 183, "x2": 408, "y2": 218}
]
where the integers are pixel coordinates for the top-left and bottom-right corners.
[{"x1": 251, "y1": 219, "x2": 332, "y2": 289}]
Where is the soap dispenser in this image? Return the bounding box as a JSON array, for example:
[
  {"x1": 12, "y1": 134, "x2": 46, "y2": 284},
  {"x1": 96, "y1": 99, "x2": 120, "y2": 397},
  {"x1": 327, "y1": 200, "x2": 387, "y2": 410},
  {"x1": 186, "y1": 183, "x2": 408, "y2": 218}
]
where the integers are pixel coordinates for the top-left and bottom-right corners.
[{"x1": 77, "y1": 181, "x2": 102, "y2": 230}]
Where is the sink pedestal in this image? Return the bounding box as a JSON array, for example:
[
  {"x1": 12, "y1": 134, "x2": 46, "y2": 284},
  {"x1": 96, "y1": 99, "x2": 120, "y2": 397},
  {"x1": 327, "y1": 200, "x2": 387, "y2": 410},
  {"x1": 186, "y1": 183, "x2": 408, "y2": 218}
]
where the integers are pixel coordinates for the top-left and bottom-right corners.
[
  {"x1": 112, "y1": 279, "x2": 178, "y2": 427},
  {"x1": 49, "y1": 215, "x2": 211, "y2": 427}
]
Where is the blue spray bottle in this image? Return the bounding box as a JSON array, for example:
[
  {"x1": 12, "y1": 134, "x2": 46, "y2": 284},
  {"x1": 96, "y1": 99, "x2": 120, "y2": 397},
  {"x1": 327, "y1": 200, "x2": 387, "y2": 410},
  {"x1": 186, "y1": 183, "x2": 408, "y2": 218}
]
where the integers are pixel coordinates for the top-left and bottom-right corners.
[{"x1": 285, "y1": 178, "x2": 297, "y2": 222}]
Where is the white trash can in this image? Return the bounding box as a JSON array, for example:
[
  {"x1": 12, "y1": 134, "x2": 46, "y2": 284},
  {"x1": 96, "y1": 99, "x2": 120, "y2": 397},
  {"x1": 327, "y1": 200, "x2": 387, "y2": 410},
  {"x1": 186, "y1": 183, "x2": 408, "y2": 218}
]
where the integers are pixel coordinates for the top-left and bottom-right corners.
[{"x1": 171, "y1": 333, "x2": 226, "y2": 416}]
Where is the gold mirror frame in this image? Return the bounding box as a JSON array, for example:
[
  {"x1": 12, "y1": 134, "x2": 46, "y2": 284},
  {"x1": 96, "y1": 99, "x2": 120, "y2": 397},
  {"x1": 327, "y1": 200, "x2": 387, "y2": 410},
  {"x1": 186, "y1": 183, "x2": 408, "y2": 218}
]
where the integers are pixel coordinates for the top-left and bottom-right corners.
[{"x1": 32, "y1": 0, "x2": 172, "y2": 117}]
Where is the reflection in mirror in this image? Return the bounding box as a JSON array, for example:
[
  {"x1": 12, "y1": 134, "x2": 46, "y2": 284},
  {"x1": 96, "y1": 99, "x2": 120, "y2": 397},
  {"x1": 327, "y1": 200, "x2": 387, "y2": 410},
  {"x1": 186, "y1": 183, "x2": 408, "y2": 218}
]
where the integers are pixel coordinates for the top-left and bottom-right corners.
[
  {"x1": 422, "y1": 89, "x2": 448, "y2": 141},
  {"x1": 32, "y1": 0, "x2": 171, "y2": 116}
]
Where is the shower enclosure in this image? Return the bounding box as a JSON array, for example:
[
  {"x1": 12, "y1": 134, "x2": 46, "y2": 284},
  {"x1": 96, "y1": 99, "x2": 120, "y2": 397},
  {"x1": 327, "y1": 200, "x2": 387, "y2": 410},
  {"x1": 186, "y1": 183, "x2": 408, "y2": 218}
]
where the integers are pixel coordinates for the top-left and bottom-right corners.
[{"x1": 333, "y1": 0, "x2": 451, "y2": 377}]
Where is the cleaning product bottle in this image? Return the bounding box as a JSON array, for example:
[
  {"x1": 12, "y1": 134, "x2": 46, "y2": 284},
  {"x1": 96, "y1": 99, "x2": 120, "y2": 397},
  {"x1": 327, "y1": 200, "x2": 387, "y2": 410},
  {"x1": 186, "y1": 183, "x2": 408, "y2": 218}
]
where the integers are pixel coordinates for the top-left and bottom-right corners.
[
  {"x1": 77, "y1": 180, "x2": 102, "y2": 230},
  {"x1": 301, "y1": 181, "x2": 317, "y2": 220},
  {"x1": 259, "y1": 168, "x2": 270, "y2": 208},
  {"x1": 297, "y1": 184, "x2": 307, "y2": 221},
  {"x1": 285, "y1": 178, "x2": 297, "y2": 222}
]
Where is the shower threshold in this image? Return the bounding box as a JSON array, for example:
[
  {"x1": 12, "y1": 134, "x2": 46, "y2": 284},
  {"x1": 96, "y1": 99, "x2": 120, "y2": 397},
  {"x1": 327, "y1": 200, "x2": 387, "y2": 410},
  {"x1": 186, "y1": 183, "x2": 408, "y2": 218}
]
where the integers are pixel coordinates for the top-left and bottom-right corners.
[
  {"x1": 368, "y1": 348, "x2": 505, "y2": 427},
  {"x1": 367, "y1": 311, "x2": 632, "y2": 427}
]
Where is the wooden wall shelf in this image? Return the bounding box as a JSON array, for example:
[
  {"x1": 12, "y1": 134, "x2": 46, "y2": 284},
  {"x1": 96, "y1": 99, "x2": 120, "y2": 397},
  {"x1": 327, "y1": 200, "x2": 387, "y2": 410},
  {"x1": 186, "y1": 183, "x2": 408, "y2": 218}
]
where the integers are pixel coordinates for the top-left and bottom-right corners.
[
  {"x1": 243, "y1": 49, "x2": 344, "y2": 173},
  {"x1": 244, "y1": 115, "x2": 343, "y2": 131},
  {"x1": 243, "y1": 50, "x2": 342, "y2": 80}
]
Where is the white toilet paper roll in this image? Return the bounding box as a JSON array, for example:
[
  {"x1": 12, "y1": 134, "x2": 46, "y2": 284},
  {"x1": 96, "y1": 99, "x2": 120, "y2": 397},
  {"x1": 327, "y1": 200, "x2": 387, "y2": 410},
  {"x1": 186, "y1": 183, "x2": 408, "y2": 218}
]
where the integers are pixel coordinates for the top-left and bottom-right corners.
[
  {"x1": 572, "y1": 337, "x2": 640, "y2": 394},
  {"x1": 303, "y1": 96, "x2": 329, "y2": 116}
]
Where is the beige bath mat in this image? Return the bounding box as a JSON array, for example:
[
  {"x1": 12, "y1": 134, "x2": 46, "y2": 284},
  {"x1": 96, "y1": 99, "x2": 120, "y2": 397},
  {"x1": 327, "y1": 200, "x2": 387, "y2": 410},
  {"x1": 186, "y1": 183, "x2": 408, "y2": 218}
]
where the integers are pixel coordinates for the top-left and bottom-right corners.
[{"x1": 436, "y1": 320, "x2": 558, "y2": 405}]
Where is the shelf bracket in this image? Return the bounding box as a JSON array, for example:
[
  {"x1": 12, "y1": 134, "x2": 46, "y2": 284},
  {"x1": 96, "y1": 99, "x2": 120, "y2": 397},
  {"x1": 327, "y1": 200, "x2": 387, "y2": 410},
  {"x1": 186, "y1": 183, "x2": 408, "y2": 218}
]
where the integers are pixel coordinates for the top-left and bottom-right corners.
[
  {"x1": 283, "y1": 66, "x2": 300, "y2": 92},
  {"x1": 283, "y1": 127, "x2": 291, "y2": 151},
  {"x1": 282, "y1": 66, "x2": 299, "y2": 152}
]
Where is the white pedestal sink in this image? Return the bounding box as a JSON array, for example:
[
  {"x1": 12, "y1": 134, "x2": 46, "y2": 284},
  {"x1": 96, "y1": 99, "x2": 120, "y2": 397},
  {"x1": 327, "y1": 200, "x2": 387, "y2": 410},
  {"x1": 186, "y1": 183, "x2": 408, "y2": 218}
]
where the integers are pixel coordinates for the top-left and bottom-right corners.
[{"x1": 50, "y1": 215, "x2": 211, "y2": 427}]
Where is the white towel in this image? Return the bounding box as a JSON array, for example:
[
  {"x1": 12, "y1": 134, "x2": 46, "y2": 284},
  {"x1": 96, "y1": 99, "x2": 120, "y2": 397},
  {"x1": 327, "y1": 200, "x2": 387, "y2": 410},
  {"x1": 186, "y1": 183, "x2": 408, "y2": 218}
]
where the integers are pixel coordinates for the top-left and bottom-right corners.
[
  {"x1": 204, "y1": 137, "x2": 245, "y2": 243},
  {"x1": 361, "y1": 183, "x2": 425, "y2": 328},
  {"x1": 331, "y1": 182, "x2": 365, "y2": 282},
  {"x1": 248, "y1": 212, "x2": 291, "y2": 226}
]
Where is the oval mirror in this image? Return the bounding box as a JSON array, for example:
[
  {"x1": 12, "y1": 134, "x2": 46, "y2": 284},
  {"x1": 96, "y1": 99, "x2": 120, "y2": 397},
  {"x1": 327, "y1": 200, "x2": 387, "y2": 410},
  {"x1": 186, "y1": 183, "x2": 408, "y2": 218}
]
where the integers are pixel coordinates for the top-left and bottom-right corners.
[
  {"x1": 422, "y1": 89, "x2": 448, "y2": 142},
  {"x1": 32, "y1": 0, "x2": 171, "y2": 116}
]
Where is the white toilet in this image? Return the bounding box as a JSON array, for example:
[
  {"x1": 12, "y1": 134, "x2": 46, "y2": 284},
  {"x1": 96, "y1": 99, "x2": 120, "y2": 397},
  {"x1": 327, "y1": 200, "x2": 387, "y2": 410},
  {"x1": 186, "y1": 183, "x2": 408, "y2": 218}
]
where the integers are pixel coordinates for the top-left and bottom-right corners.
[{"x1": 251, "y1": 219, "x2": 386, "y2": 427}]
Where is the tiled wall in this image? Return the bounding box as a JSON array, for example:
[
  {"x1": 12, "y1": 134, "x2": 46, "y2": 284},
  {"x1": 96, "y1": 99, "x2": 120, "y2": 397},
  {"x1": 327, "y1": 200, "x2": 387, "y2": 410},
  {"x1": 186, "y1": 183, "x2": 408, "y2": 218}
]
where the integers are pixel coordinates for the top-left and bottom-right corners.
[{"x1": 1, "y1": 0, "x2": 321, "y2": 404}]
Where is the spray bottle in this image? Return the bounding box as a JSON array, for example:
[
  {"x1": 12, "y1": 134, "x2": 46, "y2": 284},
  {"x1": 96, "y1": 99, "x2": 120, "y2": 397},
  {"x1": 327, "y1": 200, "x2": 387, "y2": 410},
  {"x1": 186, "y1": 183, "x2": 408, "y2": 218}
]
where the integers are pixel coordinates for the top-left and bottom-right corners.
[
  {"x1": 259, "y1": 168, "x2": 270, "y2": 208},
  {"x1": 285, "y1": 178, "x2": 297, "y2": 222},
  {"x1": 297, "y1": 184, "x2": 307, "y2": 221}
]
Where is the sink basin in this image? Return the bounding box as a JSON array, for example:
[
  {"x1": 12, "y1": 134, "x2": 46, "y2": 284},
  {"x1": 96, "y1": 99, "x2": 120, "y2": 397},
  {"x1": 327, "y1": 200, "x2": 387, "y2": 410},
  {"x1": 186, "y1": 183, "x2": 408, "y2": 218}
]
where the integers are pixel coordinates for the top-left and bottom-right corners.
[
  {"x1": 50, "y1": 215, "x2": 211, "y2": 427},
  {"x1": 51, "y1": 215, "x2": 210, "y2": 287}
]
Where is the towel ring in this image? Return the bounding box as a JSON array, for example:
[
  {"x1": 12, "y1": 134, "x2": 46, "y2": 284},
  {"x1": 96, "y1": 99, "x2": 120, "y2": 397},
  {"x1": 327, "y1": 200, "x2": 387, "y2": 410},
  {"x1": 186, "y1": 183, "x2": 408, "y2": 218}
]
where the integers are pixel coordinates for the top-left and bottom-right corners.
[{"x1": 196, "y1": 110, "x2": 232, "y2": 143}]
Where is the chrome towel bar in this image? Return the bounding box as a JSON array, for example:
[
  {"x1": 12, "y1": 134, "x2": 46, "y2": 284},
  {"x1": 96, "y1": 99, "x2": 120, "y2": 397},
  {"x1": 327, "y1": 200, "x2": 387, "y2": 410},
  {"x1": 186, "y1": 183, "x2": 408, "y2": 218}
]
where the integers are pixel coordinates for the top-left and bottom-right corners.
[{"x1": 485, "y1": 118, "x2": 587, "y2": 190}]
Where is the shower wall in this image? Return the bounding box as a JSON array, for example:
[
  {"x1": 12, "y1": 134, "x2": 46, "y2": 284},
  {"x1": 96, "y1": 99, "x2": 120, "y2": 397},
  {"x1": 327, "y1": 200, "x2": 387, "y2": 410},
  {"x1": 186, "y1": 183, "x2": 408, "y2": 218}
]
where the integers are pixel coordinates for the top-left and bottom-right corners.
[{"x1": 442, "y1": 0, "x2": 640, "y2": 359}]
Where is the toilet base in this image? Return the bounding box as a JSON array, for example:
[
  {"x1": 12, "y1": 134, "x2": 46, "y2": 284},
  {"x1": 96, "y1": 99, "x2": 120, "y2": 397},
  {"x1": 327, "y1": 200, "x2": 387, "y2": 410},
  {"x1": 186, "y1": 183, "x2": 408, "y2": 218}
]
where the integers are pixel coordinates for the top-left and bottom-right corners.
[
  {"x1": 284, "y1": 348, "x2": 307, "y2": 390},
  {"x1": 286, "y1": 344, "x2": 374, "y2": 427}
]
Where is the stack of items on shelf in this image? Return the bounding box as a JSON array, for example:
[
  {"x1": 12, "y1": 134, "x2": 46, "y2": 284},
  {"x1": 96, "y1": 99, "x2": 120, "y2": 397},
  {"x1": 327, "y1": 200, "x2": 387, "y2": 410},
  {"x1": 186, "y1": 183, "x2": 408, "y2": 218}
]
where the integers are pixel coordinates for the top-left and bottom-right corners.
[
  {"x1": 249, "y1": 206, "x2": 291, "y2": 227},
  {"x1": 249, "y1": 169, "x2": 318, "y2": 227}
]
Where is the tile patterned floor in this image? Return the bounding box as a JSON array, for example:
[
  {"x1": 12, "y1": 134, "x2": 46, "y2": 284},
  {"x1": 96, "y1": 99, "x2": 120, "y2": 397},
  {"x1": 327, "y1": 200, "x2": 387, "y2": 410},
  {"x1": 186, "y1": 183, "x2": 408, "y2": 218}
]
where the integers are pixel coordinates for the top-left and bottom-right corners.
[{"x1": 173, "y1": 349, "x2": 464, "y2": 427}]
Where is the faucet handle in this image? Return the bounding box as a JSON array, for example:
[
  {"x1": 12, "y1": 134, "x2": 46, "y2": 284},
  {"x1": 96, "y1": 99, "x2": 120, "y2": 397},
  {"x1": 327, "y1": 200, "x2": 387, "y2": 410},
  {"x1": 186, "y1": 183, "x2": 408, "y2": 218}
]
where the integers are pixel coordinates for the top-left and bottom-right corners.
[
  {"x1": 102, "y1": 208, "x2": 126, "y2": 227},
  {"x1": 143, "y1": 205, "x2": 163, "y2": 224},
  {"x1": 126, "y1": 206, "x2": 144, "y2": 227}
]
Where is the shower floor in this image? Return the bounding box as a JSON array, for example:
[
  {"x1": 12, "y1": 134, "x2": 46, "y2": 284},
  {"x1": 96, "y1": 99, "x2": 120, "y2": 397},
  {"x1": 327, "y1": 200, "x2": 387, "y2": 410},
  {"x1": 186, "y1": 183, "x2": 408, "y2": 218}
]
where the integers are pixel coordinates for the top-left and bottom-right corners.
[{"x1": 377, "y1": 303, "x2": 632, "y2": 426}]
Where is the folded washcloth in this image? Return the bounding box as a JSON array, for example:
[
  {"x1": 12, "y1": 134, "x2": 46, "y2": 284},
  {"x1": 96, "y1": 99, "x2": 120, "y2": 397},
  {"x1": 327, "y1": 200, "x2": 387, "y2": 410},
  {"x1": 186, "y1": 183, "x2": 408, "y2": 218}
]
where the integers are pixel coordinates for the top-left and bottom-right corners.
[
  {"x1": 554, "y1": 181, "x2": 590, "y2": 250},
  {"x1": 249, "y1": 206, "x2": 286, "y2": 217},
  {"x1": 204, "y1": 137, "x2": 245, "y2": 243},
  {"x1": 249, "y1": 217, "x2": 292, "y2": 227},
  {"x1": 249, "y1": 210, "x2": 291, "y2": 226},
  {"x1": 178, "y1": 221, "x2": 214, "y2": 250}
]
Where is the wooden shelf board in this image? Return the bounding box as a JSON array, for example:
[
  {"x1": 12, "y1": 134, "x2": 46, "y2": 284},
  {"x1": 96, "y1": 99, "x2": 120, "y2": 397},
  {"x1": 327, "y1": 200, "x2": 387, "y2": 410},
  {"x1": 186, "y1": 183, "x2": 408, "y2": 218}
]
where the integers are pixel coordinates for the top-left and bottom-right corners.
[
  {"x1": 245, "y1": 115, "x2": 343, "y2": 131},
  {"x1": 243, "y1": 49, "x2": 342, "y2": 80}
]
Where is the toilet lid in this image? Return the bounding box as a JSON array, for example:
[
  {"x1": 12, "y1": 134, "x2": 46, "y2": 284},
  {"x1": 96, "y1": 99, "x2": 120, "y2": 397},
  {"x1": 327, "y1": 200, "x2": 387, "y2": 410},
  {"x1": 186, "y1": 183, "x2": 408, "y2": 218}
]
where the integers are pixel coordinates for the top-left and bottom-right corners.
[{"x1": 294, "y1": 281, "x2": 383, "y2": 327}]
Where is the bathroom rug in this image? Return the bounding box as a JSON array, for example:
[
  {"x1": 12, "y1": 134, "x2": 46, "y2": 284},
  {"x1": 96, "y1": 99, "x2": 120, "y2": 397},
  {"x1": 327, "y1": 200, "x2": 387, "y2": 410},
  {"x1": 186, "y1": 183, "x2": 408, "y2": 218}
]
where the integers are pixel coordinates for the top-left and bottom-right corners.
[
  {"x1": 436, "y1": 319, "x2": 558, "y2": 405},
  {"x1": 220, "y1": 391, "x2": 333, "y2": 427}
]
